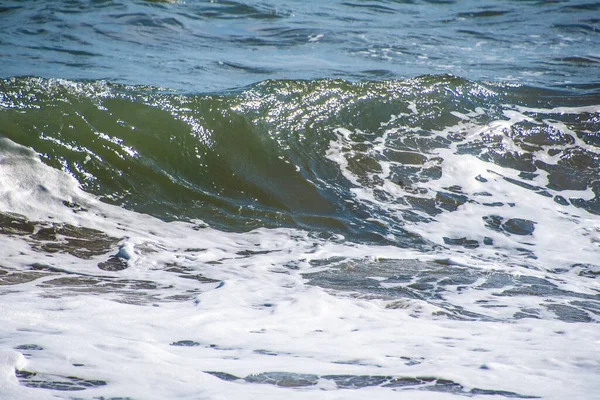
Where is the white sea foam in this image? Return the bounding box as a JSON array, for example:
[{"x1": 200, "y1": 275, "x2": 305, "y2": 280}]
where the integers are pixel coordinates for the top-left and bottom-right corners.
[
  {"x1": 326, "y1": 104, "x2": 600, "y2": 270},
  {"x1": 1, "y1": 135, "x2": 600, "y2": 399}
]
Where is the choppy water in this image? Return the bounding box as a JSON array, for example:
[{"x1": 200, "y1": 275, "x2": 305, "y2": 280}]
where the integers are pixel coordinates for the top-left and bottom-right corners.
[
  {"x1": 2, "y1": 0, "x2": 600, "y2": 91},
  {"x1": 1, "y1": 1, "x2": 599, "y2": 399}
]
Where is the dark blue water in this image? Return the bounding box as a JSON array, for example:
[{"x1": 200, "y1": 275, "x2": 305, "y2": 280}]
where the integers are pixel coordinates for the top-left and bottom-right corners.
[{"x1": 1, "y1": 0, "x2": 599, "y2": 92}]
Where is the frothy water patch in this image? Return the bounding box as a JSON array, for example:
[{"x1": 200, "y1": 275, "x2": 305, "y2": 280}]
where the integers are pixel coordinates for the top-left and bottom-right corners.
[
  {"x1": 205, "y1": 370, "x2": 539, "y2": 397},
  {"x1": 303, "y1": 258, "x2": 600, "y2": 324},
  {"x1": 324, "y1": 96, "x2": 600, "y2": 269},
  {"x1": 16, "y1": 369, "x2": 107, "y2": 392}
]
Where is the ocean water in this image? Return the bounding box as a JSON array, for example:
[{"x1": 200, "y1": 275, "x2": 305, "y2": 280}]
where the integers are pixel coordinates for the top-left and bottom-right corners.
[{"x1": 1, "y1": 1, "x2": 599, "y2": 399}]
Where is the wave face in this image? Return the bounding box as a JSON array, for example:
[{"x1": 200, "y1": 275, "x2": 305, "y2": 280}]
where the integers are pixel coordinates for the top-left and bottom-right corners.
[{"x1": 1, "y1": 76, "x2": 599, "y2": 252}]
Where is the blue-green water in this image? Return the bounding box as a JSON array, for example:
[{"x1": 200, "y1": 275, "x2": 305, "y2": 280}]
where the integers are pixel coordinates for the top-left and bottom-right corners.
[{"x1": 1, "y1": 75, "x2": 599, "y2": 246}]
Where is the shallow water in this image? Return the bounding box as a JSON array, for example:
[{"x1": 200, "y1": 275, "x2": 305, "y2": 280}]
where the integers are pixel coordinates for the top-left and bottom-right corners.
[{"x1": 1, "y1": 1, "x2": 599, "y2": 399}]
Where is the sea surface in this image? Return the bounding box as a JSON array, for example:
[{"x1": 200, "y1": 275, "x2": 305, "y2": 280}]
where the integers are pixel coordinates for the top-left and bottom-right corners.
[{"x1": 1, "y1": 1, "x2": 599, "y2": 399}]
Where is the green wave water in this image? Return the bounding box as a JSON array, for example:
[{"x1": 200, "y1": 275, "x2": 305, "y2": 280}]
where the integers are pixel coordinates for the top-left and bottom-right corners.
[{"x1": 1, "y1": 76, "x2": 599, "y2": 248}]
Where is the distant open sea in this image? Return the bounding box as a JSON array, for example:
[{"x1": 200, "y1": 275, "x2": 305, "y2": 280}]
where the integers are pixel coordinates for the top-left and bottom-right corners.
[{"x1": 1, "y1": 1, "x2": 599, "y2": 399}]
